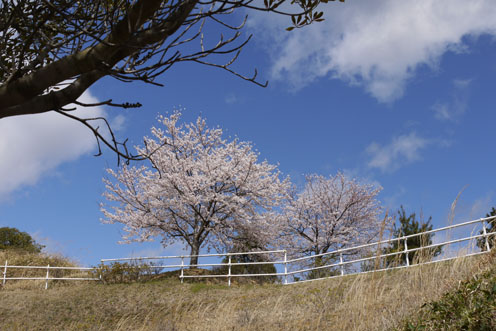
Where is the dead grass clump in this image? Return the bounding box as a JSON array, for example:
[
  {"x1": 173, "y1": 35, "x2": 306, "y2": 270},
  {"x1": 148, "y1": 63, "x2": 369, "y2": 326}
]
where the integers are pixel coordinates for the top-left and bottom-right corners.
[
  {"x1": 0, "y1": 249, "x2": 81, "y2": 290},
  {"x1": 0, "y1": 249, "x2": 76, "y2": 267}
]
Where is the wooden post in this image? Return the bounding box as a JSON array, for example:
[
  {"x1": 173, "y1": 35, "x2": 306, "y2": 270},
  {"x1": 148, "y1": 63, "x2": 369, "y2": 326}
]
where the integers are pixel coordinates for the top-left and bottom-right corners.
[
  {"x1": 339, "y1": 253, "x2": 344, "y2": 276},
  {"x1": 45, "y1": 264, "x2": 50, "y2": 290},
  {"x1": 284, "y1": 251, "x2": 288, "y2": 285},
  {"x1": 482, "y1": 221, "x2": 491, "y2": 252},
  {"x1": 2, "y1": 260, "x2": 7, "y2": 287},
  {"x1": 228, "y1": 255, "x2": 231, "y2": 287},
  {"x1": 404, "y1": 239, "x2": 410, "y2": 267},
  {"x1": 180, "y1": 256, "x2": 184, "y2": 284}
]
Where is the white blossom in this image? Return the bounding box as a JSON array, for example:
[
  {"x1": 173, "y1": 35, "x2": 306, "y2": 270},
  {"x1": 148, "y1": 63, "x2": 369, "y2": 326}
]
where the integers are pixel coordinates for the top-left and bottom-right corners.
[
  {"x1": 279, "y1": 173, "x2": 382, "y2": 259},
  {"x1": 101, "y1": 112, "x2": 289, "y2": 265}
]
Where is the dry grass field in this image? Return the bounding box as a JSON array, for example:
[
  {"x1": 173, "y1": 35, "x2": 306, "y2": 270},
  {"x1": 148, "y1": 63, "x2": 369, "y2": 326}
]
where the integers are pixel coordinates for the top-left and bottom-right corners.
[{"x1": 1, "y1": 248, "x2": 494, "y2": 330}]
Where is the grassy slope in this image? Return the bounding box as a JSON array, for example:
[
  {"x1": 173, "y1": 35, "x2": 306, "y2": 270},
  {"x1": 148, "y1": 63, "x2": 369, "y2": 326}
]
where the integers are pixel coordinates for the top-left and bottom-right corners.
[
  {"x1": 401, "y1": 255, "x2": 496, "y2": 330},
  {"x1": 1, "y1": 251, "x2": 494, "y2": 330}
]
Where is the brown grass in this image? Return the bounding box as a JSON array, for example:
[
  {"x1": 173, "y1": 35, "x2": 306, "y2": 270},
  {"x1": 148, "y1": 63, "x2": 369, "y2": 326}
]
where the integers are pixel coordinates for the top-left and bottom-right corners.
[
  {"x1": 1, "y1": 249, "x2": 494, "y2": 331},
  {"x1": 0, "y1": 249, "x2": 77, "y2": 266},
  {"x1": 0, "y1": 250, "x2": 86, "y2": 291}
]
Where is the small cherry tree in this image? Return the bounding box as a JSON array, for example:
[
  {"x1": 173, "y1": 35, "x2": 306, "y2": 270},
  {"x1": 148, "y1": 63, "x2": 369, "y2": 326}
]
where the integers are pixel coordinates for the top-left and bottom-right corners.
[
  {"x1": 101, "y1": 112, "x2": 289, "y2": 266},
  {"x1": 279, "y1": 173, "x2": 382, "y2": 271}
]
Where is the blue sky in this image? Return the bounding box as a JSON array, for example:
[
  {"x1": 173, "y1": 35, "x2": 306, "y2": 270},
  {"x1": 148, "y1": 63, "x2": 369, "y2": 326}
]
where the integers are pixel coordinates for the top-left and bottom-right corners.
[{"x1": 1, "y1": 0, "x2": 495, "y2": 266}]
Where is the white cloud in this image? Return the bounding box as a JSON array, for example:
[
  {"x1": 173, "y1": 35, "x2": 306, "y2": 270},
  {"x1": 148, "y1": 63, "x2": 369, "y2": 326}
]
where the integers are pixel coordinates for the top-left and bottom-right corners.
[
  {"x1": 32, "y1": 231, "x2": 68, "y2": 255},
  {"x1": 453, "y1": 79, "x2": 472, "y2": 89},
  {"x1": 225, "y1": 93, "x2": 238, "y2": 105},
  {"x1": 432, "y1": 78, "x2": 472, "y2": 121},
  {"x1": 0, "y1": 91, "x2": 105, "y2": 201},
  {"x1": 366, "y1": 132, "x2": 430, "y2": 172},
  {"x1": 383, "y1": 186, "x2": 407, "y2": 210},
  {"x1": 432, "y1": 103, "x2": 451, "y2": 121},
  {"x1": 469, "y1": 194, "x2": 493, "y2": 219},
  {"x1": 449, "y1": 192, "x2": 494, "y2": 222},
  {"x1": 251, "y1": 0, "x2": 496, "y2": 102},
  {"x1": 110, "y1": 114, "x2": 127, "y2": 132},
  {"x1": 340, "y1": 167, "x2": 382, "y2": 190}
]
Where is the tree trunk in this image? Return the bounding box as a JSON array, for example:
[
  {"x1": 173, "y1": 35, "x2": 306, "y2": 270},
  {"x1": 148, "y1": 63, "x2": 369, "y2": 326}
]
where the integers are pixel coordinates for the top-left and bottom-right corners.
[
  {"x1": 189, "y1": 242, "x2": 200, "y2": 269},
  {"x1": 314, "y1": 248, "x2": 323, "y2": 268},
  {"x1": 0, "y1": 0, "x2": 198, "y2": 118}
]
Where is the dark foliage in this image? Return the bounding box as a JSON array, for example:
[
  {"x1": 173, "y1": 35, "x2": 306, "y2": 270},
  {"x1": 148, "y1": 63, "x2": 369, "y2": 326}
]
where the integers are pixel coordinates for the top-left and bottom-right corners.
[
  {"x1": 0, "y1": 227, "x2": 44, "y2": 253},
  {"x1": 477, "y1": 207, "x2": 496, "y2": 251},
  {"x1": 214, "y1": 234, "x2": 278, "y2": 284},
  {"x1": 385, "y1": 206, "x2": 442, "y2": 267}
]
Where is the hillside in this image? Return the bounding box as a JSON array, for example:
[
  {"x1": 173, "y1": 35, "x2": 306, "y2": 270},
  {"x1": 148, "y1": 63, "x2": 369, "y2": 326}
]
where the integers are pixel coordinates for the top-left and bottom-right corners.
[
  {"x1": 1, "y1": 250, "x2": 494, "y2": 330},
  {"x1": 401, "y1": 254, "x2": 496, "y2": 330}
]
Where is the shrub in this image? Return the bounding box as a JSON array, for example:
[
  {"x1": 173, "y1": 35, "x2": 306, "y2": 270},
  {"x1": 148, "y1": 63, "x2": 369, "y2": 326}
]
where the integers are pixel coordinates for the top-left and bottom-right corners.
[
  {"x1": 212, "y1": 254, "x2": 278, "y2": 284},
  {"x1": 305, "y1": 254, "x2": 341, "y2": 280},
  {"x1": 477, "y1": 207, "x2": 496, "y2": 251},
  {"x1": 92, "y1": 262, "x2": 155, "y2": 284},
  {"x1": 402, "y1": 252, "x2": 496, "y2": 330},
  {"x1": 0, "y1": 227, "x2": 44, "y2": 253}
]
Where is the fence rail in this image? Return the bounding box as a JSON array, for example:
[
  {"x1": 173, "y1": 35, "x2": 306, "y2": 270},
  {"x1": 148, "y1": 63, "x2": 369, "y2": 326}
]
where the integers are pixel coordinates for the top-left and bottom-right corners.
[
  {"x1": 2, "y1": 262, "x2": 99, "y2": 289},
  {"x1": 101, "y1": 216, "x2": 496, "y2": 286},
  {"x1": 102, "y1": 249, "x2": 287, "y2": 286},
  {"x1": 4, "y1": 216, "x2": 495, "y2": 289},
  {"x1": 288, "y1": 216, "x2": 495, "y2": 284}
]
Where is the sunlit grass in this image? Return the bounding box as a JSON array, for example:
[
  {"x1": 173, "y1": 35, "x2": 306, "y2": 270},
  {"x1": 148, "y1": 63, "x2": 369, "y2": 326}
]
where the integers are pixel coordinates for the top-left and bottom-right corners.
[{"x1": 1, "y1": 249, "x2": 494, "y2": 330}]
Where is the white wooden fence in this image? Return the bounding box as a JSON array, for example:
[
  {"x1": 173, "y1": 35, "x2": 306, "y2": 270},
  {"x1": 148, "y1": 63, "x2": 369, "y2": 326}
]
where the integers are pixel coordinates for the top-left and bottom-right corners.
[
  {"x1": 101, "y1": 249, "x2": 288, "y2": 286},
  {"x1": 286, "y1": 215, "x2": 495, "y2": 284},
  {"x1": 1, "y1": 263, "x2": 99, "y2": 289},
  {"x1": 101, "y1": 215, "x2": 496, "y2": 286},
  {"x1": 3, "y1": 215, "x2": 494, "y2": 289}
]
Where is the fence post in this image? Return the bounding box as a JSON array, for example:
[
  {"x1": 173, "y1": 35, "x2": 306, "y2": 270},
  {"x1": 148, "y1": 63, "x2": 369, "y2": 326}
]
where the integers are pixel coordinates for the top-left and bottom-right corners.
[
  {"x1": 98, "y1": 260, "x2": 103, "y2": 283},
  {"x1": 228, "y1": 255, "x2": 231, "y2": 287},
  {"x1": 339, "y1": 252, "x2": 344, "y2": 276},
  {"x1": 2, "y1": 260, "x2": 7, "y2": 287},
  {"x1": 482, "y1": 221, "x2": 491, "y2": 252},
  {"x1": 404, "y1": 239, "x2": 410, "y2": 267},
  {"x1": 284, "y1": 251, "x2": 288, "y2": 285},
  {"x1": 45, "y1": 264, "x2": 50, "y2": 290},
  {"x1": 180, "y1": 256, "x2": 184, "y2": 284}
]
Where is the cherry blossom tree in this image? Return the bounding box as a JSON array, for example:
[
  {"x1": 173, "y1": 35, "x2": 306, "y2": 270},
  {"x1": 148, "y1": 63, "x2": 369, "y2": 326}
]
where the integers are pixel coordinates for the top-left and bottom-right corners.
[
  {"x1": 101, "y1": 112, "x2": 289, "y2": 266},
  {"x1": 279, "y1": 173, "x2": 382, "y2": 264}
]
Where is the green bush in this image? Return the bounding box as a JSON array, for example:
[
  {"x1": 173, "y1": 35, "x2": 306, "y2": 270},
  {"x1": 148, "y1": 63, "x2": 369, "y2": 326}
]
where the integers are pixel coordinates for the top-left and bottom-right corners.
[
  {"x1": 402, "y1": 260, "x2": 496, "y2": 330},
  {"x1": 212, "y1": 254, "x2": 278, "y2": 284},
  {"x1": 92, "y1": 262, "x2": 156, "y2": 284},
  {"x1": 477, "y1": 207, "x2": 496, "y2": 251},
  {"x1": 0, "y1": 227, "x2": 44, "y2": 253}
]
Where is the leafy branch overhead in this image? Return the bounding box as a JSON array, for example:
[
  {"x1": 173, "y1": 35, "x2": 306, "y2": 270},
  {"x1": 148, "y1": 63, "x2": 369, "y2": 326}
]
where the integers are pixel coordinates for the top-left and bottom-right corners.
[
  {"x1": 0, "y1": 0, "x2": 342, "y2": 163},
  {"x1": 285, "y1": 0, "x2": 343, "y2": 31}
]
